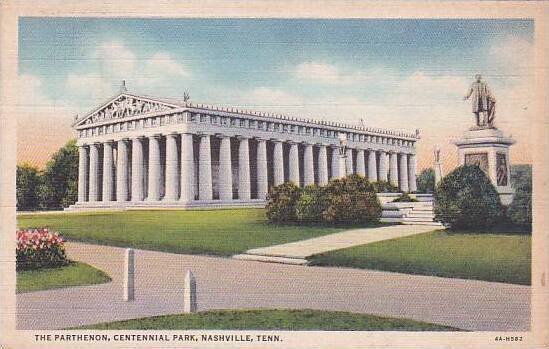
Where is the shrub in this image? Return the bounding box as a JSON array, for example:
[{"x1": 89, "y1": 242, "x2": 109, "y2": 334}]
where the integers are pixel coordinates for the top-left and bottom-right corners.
[
  {"x1": 417, "y1": 168, "x2": 435, "y2": 194},
  {"x1": 16, "y1": 164, "x2": 42, "y2": 211},
  {"x1": 296, "y1": 185, "x2": 327, "y2": 222},
  {"x1": 322, "y1": 175, "x2": 382, "y2": 224},
  {"x1": 265, "y1": 182, "x2": 301, "y2": 223},
  {"x1": 392, "y1": 192, "x2": 418, "y2": 203},
  {"x1": 372, "y1": 180, "x2": 399, "y2": 193},
  {"x1": 16, "y1": 228, "x2": 68, "y2": 271},
  {"x1": 507, "y1": 165, "x2": 532, "y2": 225},
  {"x1": 434, "y1": 165, "x2": 502, "y2": 229}
]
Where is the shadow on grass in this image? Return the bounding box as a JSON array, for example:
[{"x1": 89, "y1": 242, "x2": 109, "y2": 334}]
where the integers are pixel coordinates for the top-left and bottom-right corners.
[{"x1": 446, "y1": 223, "x2": 531, "y2": 235}]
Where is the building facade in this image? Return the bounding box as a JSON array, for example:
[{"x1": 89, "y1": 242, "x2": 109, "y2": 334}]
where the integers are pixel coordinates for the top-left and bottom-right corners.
[{"x1": 70, "y1": 87, "x2": 419, "y2": 210}]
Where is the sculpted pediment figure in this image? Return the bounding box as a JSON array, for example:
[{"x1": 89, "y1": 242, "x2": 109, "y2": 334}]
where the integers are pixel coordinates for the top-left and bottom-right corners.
[{"x1": 73, "y1": 93, "x2": 180, "y2": 127}]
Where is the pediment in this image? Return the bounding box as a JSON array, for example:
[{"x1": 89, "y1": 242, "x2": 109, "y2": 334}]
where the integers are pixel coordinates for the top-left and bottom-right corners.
[{"x1": 74, "y1": 93, "x2": 181, "y2": 128}]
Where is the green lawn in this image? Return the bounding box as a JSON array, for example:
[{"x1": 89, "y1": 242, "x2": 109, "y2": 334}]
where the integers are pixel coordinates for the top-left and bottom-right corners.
[
  {"x1": 17, "y1": 209, "x2": 348, "y2": 256},
  {"x1": 17, "y1": 262, "x2": 111, "y2": 293},
  {"x1": 308, "y1": 230, "x2": 531, "y2": 285},
  {"x1": 77, "y1": 309, "x2": 459, "y2": 331}
]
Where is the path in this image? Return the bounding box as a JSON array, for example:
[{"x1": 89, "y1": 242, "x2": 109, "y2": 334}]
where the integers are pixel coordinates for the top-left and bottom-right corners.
[
  {"x1": 233, "y1": 224, "x2": 438, "y2": 264},
  {"x1": 17, "y1": 242, "x2": 530, "y2": 331}
]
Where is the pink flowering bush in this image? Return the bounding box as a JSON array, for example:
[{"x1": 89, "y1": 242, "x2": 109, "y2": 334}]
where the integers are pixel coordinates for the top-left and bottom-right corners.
[{"x1": 16, "y1": 228, "x2": 68, "y2": 270}]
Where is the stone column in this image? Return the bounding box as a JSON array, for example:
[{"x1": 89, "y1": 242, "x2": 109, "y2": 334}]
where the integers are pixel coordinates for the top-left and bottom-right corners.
[
  {"x1": 102, "y1": 140, "x2": 114, "y2": 202},
  {"x1": 237, "y1": 137, "x2": 251, "y2": 200},
  {"x1": 331, "y1": 146, "x2": 341, "y2": 179},
  {"x1": 399, "y1": 153, "x2": 409, "y2": 192},
  {"x1": 273, "y1": 140, "x2": 284, "y2": 186},
  {"x1": 303, "y1": 143, "x2": 314, "y2": 186},
  {"x1": 199, "y1": 134, "x2": 213, "y2": 200},
  {"x1": 345, "y1": 148, "x2": 354, "y2": 175},
  {"x1": 147, "y1": 135, "x2": 161, "y2": 201},
  {"x1": 256, "y1": 139, "x2": 268, "y2": 199},
  {"x1": 378, "y1": 151, "x2": 388, "y2": 182},
  {"x1": 408, "y1": 154, "x2": 417, "y2": 192},
  {"x1": 218, "y1": 135, "x2": 233, "y2": 201},
  {"x1": 289, "y1": 142, "x2": 300, "y2": 185},
  {"x1": 389, "y1": 152, "x2": 399, "y2": 187},
  {"x1": 88, "y1": 143, "x2": 100, "y2": 202},
  {"x1": 317, "y1": 144, "x2": 328, "y2": 185},
  {"x1": 131, "y1": 137, "x2": 145, "y2": 202},
  {"x1": 116, "y1": 139, "x2": 130, "y2": 202},
  {"x1": 164, "y1": 133, "x2": 179, "y2": 201},
  {"x1": 180, "y1": 133, "x2": 195, "y2": 202},
  {"x1": 356, "y1": 149, "x2": 366, "y2": 176},
  {"x1": 367, "y1": 150, "x2": 377, "y2": 182},
  {"x1": 77, "y1": 145, "x2": 89, "y2": 202}
]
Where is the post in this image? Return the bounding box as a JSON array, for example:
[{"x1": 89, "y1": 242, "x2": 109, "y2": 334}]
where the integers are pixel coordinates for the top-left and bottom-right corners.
[
  {"x1": 124, "y1": 248, "x2": 135, "y2": 301},
  {"x1": 183, "y1": 270, "x2": 197, "y2": 313}
]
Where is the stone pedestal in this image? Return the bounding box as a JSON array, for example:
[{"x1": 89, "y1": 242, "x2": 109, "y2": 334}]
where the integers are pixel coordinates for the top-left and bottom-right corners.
[{"x1": 453, "y1": 127, "x2": 515, "y2": 205}]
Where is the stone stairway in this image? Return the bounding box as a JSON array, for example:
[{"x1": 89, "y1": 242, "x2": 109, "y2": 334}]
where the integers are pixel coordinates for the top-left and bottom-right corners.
[{"x1": 380, "y1": 200, "x2": 443, "y2": 226}]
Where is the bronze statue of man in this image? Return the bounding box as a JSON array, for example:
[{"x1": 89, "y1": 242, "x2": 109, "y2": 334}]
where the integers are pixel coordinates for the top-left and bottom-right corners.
[{"x1": 464, "y1": 74, "x2": 496, "y2": 128}]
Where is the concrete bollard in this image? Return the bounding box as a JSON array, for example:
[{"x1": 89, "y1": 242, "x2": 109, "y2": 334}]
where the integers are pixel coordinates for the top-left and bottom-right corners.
[
  {"x1": 183, "y1": 270, "x2": 197, "y2": 313},
  {"x1": 124, "y1": 248, "x2": 135, "y2": 301}
]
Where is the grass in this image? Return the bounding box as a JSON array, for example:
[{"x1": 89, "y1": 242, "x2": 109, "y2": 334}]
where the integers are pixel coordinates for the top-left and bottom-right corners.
[
  {"x1": 17, "y1": 209, "x2": 353, "y2": 256},
  {"x1": 17, "y1": 261, "x2": 111, "y2": 293},
  {"x1": 77, "y1": 309, "x2": 459, "y2": 331},
  {"x1": 308, "y1": 230, "x2": 531, "y2": 285}
]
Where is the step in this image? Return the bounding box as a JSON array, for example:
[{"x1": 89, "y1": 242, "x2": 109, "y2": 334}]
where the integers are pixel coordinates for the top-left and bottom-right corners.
[
  {"x1": 401, "y1": 221, "x2": 444, "y2": 226},
  {"x1": 406, "y1": 213, "x2": 435, "y2": 219},
  {"x1": 232, "y1": 254, "x2": 309, "y2": 265},
  {"x1": 401, "y1": 217, "x2": 438, "y2": 222}
]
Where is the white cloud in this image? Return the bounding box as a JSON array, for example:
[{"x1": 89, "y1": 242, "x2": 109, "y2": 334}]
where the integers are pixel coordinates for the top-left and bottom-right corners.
[
  {"x1": 488, "y1": 35, "x2": 533, "y2": 75},
  {"x1": 96, "y1": 41, "x2": 137, "y2": 78},
  {"x1": 294, "y1": 61, "x2": 373, "y2": 85},
  {"x1": 146, "y1": 52, "x2": 189, "y2": 78},
  {"x1": 64, "y1": 42, "x2": 191, "y2": 109}
]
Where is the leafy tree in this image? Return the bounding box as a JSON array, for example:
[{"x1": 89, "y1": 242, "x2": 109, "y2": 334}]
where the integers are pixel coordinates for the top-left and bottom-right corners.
[
  {"x1": 416, "y1": 168, "x2": 435, "y2": 194},
  {"x1": 434, "y1": 165, "x2": 502, "y2": 230},
  {"x1": 39, "y1": 139, "x2": 79, "y2": 209},
  {"x1": 16, "y1": 164, "x2": 41, "y2": 210},
  {"x1": 507, "y1": 164, "x2": 532, "y2": 224}
]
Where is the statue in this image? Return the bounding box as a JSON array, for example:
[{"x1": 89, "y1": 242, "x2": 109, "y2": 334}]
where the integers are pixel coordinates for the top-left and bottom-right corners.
[
  {"x1": 464, "y1": 74, "x2": 496, "y2": 129},
  {"x1": 434, "y1": 145, "x2": 443, "y2": 185}
]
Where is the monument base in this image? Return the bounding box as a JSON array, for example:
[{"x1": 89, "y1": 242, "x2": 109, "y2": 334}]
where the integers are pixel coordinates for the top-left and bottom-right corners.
[{"x1": 453, "y1": 127, "x2": 515, "y2": 205}]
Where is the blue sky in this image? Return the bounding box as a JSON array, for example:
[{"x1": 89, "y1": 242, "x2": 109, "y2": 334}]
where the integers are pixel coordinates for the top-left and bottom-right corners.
[{"x1": 18, "y1": 18, "x2": 534, "y2": 168}]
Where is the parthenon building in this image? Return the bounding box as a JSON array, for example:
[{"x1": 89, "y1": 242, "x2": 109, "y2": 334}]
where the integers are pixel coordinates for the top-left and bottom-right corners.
[{"x1": 70, "y1": 84, "x2": 419, "y2": 210}]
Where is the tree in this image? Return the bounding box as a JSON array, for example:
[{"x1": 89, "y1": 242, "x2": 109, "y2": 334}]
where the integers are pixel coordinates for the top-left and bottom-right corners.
[
  {"x1": 16, "y1": 164, "x2": 41, "y2": 211},
  {"x1": 507, "y1": 164, "x2": 532, "y2": 225},
  {"x1": 434, "y1": 165, "x2": 502, "y2": 230},
  {"x1": 416, "y1": 168, "x2": 435, "y2": 194},
  {"x1": 39, "y1": 139, "x2": 79, "y2": 209}
]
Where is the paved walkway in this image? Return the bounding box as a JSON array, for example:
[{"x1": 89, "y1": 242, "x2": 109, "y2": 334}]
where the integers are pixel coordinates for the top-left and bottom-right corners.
[
  {"x1": 17, "y1": 242, "x2": 530, "y2": 331},
  {"x1": 243, "y1": 225, "x2": 438, "y2": 259}
]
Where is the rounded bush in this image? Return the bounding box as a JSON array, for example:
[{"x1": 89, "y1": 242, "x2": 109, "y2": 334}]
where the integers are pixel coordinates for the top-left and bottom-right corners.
[
  {"x1": 296, "y1": 185, "x2": 327, "y2": 222},
  {"x1": 265, "y1": 182, "x2": 301, "y2": 223},
  {"x1": 434, "y1": 165, "x2": 502, "y2": 229},
  {"x1": 392, "y1": 192, "x2": 418, "y2": 203},
  {"x1": 372, "y1": 180, "x2": 399, "y2": 193},
  {"x1": 16, "y1": 228, "x2": 68, "y2": 270},
  {"x1": 322, "y1": 175, "x2": 382, "y2": 224}
]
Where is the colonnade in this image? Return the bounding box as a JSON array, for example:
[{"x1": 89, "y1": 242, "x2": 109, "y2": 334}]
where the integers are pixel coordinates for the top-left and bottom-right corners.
[{"x1": 77, "y1": 133, "x2": 417, "y2": 204}]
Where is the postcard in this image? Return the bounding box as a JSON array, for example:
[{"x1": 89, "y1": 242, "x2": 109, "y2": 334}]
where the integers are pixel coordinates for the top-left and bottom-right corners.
[{"x1": 1, "y1": 1, "x2": 547, "y2": 348}]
